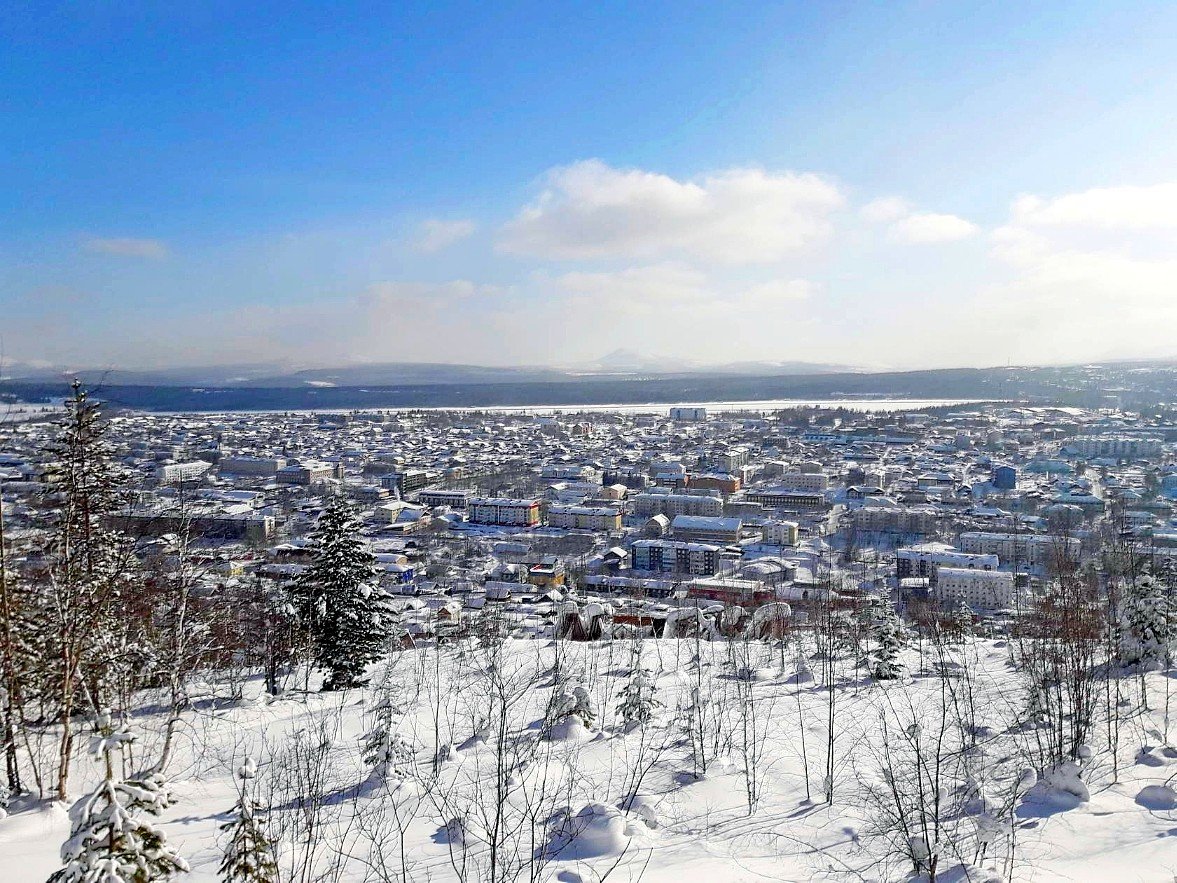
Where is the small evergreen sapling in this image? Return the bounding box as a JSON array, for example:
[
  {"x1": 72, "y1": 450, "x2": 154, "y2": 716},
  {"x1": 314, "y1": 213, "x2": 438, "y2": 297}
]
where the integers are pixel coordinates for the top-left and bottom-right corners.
[
  {"x1": 50, "y1": 711, "x2": 188, "y2": 883},
  {"x1": 219, "y1": 758, "x2": 279, "y2": 883},
  {"x1": 615, "y1": 645, "x2": 661, "y2": 729},
  {"x1": 361, "y1": 692, "x2": 416, "y2": 783}
]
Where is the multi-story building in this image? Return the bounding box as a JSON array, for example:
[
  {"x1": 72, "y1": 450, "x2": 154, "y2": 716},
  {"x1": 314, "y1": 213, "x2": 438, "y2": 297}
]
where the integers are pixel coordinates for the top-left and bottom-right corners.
[
  {"x1": 540, "y1": 464, "x2": 603, "y2": 483},
  {"x1": 897, "y1": 544, "x2": 999, "y2": 579},
  {"x1": 155, "y1": 461, "x2": 211, "y2": 484},
  {"x1": 671, "y1": 514, "x2": 742, "y2": 544},
  {"x1": 762, "y1": 520, "x2": 799, "y2": 546},
  {"x1": 379, "y1": 468, "x2": 439, "y2": 497},
  {"x1": 631, "y1": 492, "x2": 724, "y2": 519},
  {"x1": 416, "y1": 488, "x2": 469, "y2": 509},
  {"x1": 276, "y1": 459, "x2": 335, "y2": 486},
  {"x1": 219, "y1": 455, "x2": 286, "y2": 476},
  {"x1": 777, "y1": 472, "x2": 830, "y2": 493},
  {"x1": 690, "y1": 472, "x2": 741, "y2": 495},
  {"x1": 631, "y1": 539, "x2": 722, "y2": 576},
  {"x1": 468, "y1": 497, "x2": 542, "y2": 527},
  {"x1": 670, "y1": 407, "x2": 707, "y2": 422},
  {"x1": 546, "y1": 504, "x2": 622, "y2": 531},
  {"x1": 744, "y1": 487, "x2": 826, "y2": 511},
  {"x1": 958, "y1": 532, "x2": 1081, "y2": 569},
  {"x1": 933, "y1": 567, "x2": 1015, "y2": 609},
  {"x1": 850, "y1": 502, "x2": 940, "y2": 535},
  {"x1": 1067, "y1": 435, "x2": 1163, "y2": 459}
]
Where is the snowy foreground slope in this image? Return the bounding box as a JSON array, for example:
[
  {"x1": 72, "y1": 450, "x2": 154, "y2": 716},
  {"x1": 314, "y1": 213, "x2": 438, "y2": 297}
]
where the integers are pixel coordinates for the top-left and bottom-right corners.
[{"x1": 3, "y1": 637, "x2": 1176, "y2": 883}]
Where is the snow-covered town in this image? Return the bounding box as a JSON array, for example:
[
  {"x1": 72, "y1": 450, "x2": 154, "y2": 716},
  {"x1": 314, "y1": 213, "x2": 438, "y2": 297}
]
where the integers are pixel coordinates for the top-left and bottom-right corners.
[
  {"x1": 1, "y1": 392, "x2": 1176, "y2": 881},
  {"x1": 8, "y1": 4, "x2": 1177, "y2": 880}
]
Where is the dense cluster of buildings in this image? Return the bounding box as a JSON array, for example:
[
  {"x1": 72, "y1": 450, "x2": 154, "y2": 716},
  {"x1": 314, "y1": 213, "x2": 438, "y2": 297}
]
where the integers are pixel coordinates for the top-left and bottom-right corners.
[{"x1": 3, "y1": 398, "x2": 1176, "y2": 637}]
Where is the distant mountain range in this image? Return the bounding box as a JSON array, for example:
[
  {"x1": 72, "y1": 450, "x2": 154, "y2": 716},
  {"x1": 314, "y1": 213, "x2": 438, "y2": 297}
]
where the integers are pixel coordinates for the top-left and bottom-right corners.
[{"x1": 0, "y1": 352, "x2": 862, "y2": 388}]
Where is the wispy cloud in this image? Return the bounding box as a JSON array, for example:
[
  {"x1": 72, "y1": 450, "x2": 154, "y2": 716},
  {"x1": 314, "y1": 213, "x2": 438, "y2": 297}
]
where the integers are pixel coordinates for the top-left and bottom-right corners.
[
  {"x1": 83, "y1": 236, "x2": 170, "y2": 259},
  {"x1": 412, "y1": 218, "x2": 477, "y2": 253}
]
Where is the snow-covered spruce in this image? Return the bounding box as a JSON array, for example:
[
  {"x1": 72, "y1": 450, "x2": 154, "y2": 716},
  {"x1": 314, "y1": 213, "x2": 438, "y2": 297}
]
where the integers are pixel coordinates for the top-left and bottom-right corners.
[
  {"x1": 615, "y1": 647, "x2": 661, "y2": 730},
  {"x1": 287, "y1": 496, "x2": 396, "y2": 690},
  {"x1": 50, "y1": 712, "x2": 188, "y2": 883},
  {"x1": 1118, "y1": 574, "x2": 1174, "y2": 670},
  {"x1": 361, "y1": 691, "x2": 416, "y2": 782},
  {"x1": 869, "y1": 597, "x2": 907, "y2": 681},
  {"x1": 219, "y1": 758, "x2": 279, "y2": 883}
]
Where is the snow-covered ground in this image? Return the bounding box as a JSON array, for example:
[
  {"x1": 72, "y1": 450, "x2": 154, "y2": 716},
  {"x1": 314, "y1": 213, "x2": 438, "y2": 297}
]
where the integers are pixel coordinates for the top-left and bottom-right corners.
[{"x1": 4, "y1": 636, "x2": 1176, "y2": 882}]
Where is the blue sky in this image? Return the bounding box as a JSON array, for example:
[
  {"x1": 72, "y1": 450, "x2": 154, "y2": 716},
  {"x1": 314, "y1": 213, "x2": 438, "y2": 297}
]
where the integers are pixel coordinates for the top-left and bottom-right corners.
[{"x1": 5, "y1": 1, "x2": 1177, "y2": 370}]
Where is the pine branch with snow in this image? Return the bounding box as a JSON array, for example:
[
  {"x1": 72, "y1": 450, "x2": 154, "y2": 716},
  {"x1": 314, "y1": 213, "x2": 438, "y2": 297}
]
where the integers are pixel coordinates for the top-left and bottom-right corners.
[{"x1": 50, "y1": 712, "x2": 188, "y2": 883}]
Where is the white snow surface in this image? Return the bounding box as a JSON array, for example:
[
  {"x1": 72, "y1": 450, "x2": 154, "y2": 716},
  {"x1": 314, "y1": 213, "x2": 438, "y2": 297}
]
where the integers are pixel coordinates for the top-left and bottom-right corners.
[{"x1": 4, "y1": 637, "x2": 1176, "y2": 882}]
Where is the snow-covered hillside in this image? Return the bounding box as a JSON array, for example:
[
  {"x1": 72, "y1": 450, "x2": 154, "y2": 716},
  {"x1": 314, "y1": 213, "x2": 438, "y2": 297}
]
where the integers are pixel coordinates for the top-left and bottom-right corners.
[{"x1": 5, "y1": 635, "x2": 1175, "y2": 883}]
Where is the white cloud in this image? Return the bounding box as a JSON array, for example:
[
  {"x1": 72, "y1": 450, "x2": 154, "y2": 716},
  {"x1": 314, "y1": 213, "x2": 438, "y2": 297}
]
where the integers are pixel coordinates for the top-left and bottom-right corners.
[
  {"x1": 974, "y1": 184, "x2": 1177, "y2": 363},
  {"x1": 859, "y1": 196, "x2": 911, "y2": 223},
  {"x1": 412, "y1": 218, "x2": 477, "y2": 253},
  {"x1": 83, "y1": 236, "x2": 169, "y2": 259},
  {"x1": 1010, "y1": 183, "x2": 1177, "y2": 230},
  {"x1": 889, "y1": 212, "x2": 979, "y2": 244},
  {"x1": 500, "y1": 159, "x2": 844, "y2": 263}
]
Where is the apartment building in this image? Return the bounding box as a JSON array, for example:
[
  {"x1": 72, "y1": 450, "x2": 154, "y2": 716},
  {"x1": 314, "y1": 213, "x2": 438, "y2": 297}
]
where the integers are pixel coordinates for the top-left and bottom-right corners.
[
  {"x1": 546, "y1": 504, "x2": 622, "y2": 531},
  {"x1": 933, "y1": 567, "x2": 1015, "y2": 609},
  {"x1": 762, "y1": 520, "x2": 799, "y2": 546},
  {"x1": 897, "y1": 544, "x2": 999, "y2": 579},
  {"x1": 631, "y1": 491, "x2": 724, "y2": 519},
  {"x1": 744, "y1": 487, "x2": 827, "y2": 511},
  {"x1": 958, "y1": 532, "x2": 1081, "y2": 569},
  {"x1": 1067, "y1": 435, "x2": 1163, "y2": 459},
  {"x1": 777, "y1": 472, "x2": 830, "y2": 493},
  {"x1": 155, "y1": 461, "x2": 211, "y2": 484},
  {"x1": 468, "y1": 497, "x2": 542, "y2": 527},
  {"x1": 671, "y1": 514, "x2": 742, "y2": 544},
  {"x1": 631, "y1": 539, "x2": 722, "y2": 576},
  {"x1": 416, "y1": 488, "x2": 469, "y2": 509},
  {"x1": 219, "y1": 455, "x2": 286, "y2": 476},
  {"x1": 276, "y1": 459, "x2": 336, "y2": 486}
]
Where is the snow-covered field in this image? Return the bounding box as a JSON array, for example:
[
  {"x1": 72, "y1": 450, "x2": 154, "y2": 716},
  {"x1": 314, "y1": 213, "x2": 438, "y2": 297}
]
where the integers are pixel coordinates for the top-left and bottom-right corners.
[{"x1": 4, "y1": 636, "x2": 1176, "y2": 882}]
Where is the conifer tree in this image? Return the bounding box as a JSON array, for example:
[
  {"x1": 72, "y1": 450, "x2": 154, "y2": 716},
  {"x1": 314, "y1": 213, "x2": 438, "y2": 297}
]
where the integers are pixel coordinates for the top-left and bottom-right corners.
[
  {"x1": 38, "y1": 381, "x2": 140, "y2": 800},
  {"x1": 361, "y1": 692, "x2": 415, "y2": 782},
  {"x1": 50, "y1": 711, "x2": 188, "y2": 883},
  {"x1": 870, "y1": 598, "x2": 906, "y2": 681},
  {"x1": 615, "y1": 644, "x2": 661, "y2": 729},
  {"x1": 219, "y1": 758, "x2": 279, "y2": 883},
  {"x1": 288, "y1": 496, "x2": 394, "y2": 689},
  {"x1": 1119, "y1": 574, "x2": 1174, "y2": 669}
]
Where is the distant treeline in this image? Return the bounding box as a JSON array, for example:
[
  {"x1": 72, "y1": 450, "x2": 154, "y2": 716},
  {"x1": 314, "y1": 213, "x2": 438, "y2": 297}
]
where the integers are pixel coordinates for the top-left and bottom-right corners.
[{"x1": 0, "y1": 363, "x2": 1167, "y2": 411}]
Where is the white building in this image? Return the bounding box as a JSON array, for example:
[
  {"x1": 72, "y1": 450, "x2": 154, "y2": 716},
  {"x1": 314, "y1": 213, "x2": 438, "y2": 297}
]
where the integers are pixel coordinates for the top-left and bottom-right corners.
[
  {"x1": 1067, "y1": 435, "x2": 1162, "y2": 459},
  {"x1": 762, "y1": 520, "x2": 799, "y2": 546},
  {"x1": 933, "y1": 567, "x2": 1015, "y2": 609},
  {"x1": 778, "y1": 472, "x2": 830, "y2": 493},
  {"x1": 958, "y1": 532, "x2": 1080, "y2": 569},
  {"x1": 631, "y1": 492, "x2": 723, "y2": 519},
  {"x1": 155, "y1": 461, "x2": 211, "y2": 483},
  {"x1": 670, "y1": 407, "x2": 707, "y2": 422}
]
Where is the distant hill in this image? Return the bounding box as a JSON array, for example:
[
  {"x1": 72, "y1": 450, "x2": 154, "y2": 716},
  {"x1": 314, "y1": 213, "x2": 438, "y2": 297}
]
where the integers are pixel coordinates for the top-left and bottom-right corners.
[
  {"x1": 1, "y1": 354, "x2": 863, "y2": 388},
  {"x1": 3, "y1": 360, "x2": 1177, "y2": 412}
]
